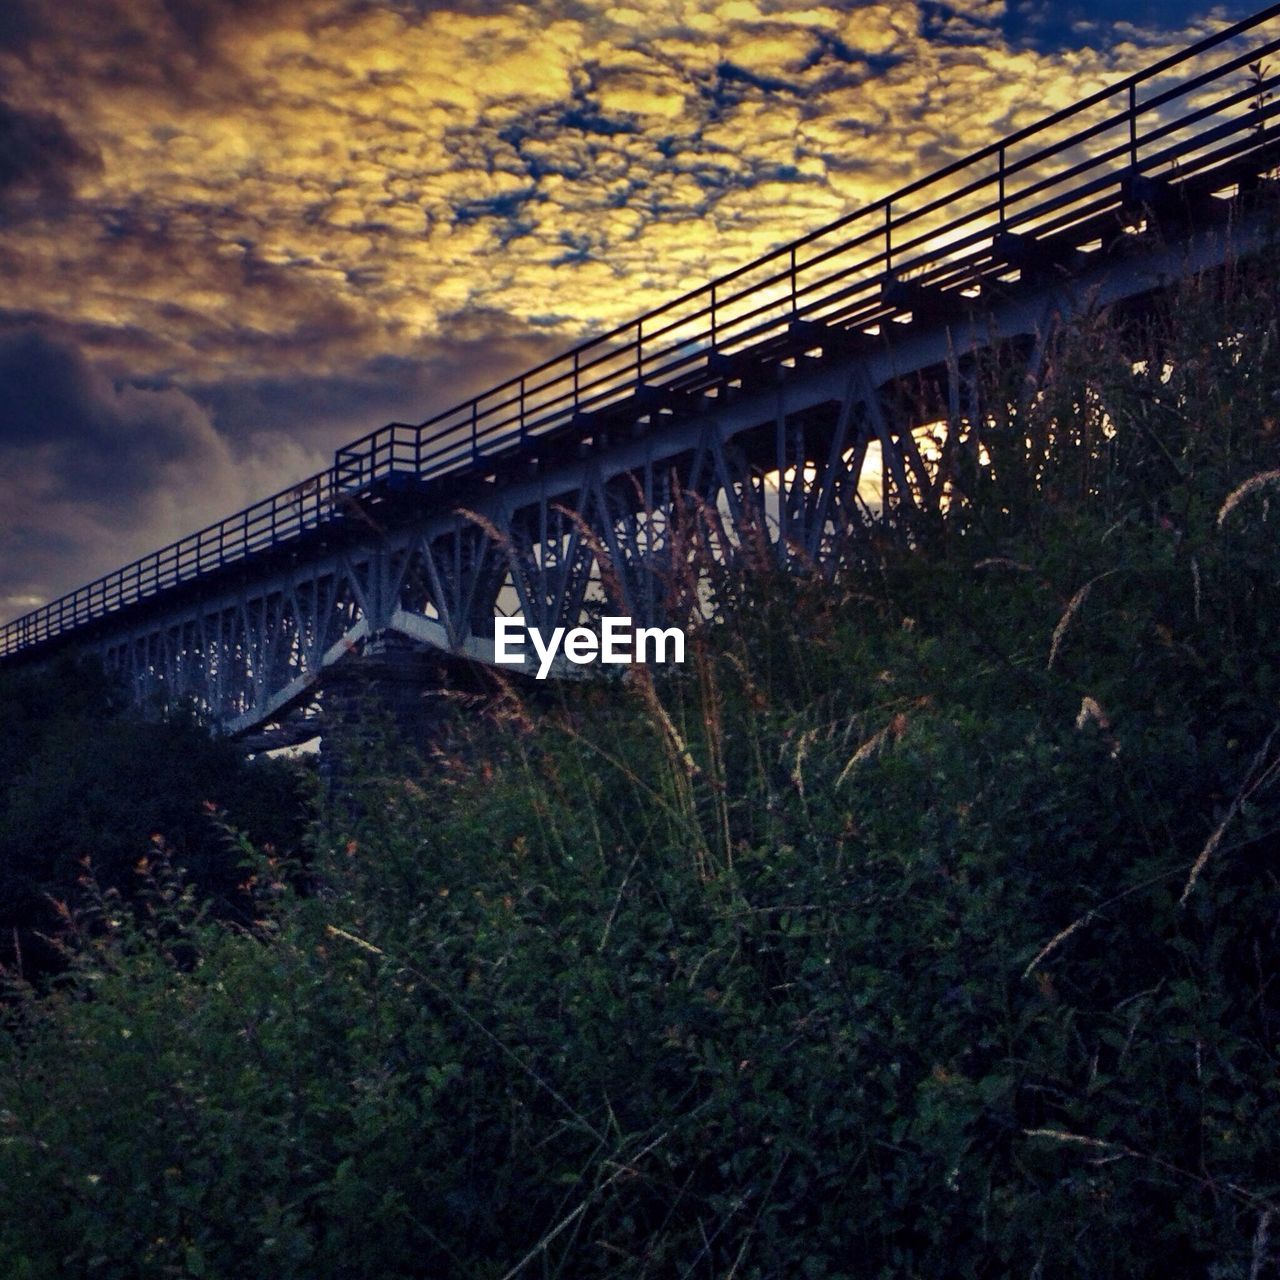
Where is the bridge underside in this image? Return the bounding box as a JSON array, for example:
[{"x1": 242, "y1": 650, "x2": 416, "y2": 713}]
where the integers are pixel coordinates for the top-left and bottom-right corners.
[
  {"x1": 4, "y1": 10, "x2": 1278, "y2": 751},
  {"x1": 83, "y1": 191, "x2": 1273, "y2": 748},
  {"x1": 0, "y1": 131, "x2": 1247, "y2": 748}
]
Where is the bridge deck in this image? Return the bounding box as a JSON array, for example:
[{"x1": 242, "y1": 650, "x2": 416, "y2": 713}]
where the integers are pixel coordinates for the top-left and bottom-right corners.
[{"x1": 4, "y1": 5, "x2": 1280, "y2": 664}]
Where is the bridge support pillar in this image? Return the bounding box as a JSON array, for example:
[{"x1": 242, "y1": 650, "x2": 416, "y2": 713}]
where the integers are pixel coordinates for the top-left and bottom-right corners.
[{"x1": 317, "y1": 634, "x2": 467, "y2": 791}]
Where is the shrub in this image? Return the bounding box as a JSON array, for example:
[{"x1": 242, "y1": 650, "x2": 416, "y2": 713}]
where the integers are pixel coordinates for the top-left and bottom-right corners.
[{"x1": 3, "y1": 245, "x2": 1280, "y2": 1277}]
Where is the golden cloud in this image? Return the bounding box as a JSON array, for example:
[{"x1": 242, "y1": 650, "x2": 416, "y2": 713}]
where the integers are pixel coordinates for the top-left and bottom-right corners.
[{"x1": 0, "y1": 0, "x2": 1250, "y2": 603}]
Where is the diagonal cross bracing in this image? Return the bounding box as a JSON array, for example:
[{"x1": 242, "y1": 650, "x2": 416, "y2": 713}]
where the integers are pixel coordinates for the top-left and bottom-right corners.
[{"x1": 2, "y1": 8, "x2": 1279, "y2": 735}]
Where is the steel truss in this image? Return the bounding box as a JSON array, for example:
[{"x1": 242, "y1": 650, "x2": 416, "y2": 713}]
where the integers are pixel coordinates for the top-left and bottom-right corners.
[{"x1": 84, "y1": 202, "x2": 1272, "y2": 739}]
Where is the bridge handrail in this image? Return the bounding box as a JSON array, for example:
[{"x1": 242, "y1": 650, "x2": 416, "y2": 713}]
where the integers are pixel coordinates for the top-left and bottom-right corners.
[
  {"x1": 3, "y1": 4, "x2": 1280, "y2": 659},
  {"x1": 396, "y1": 43, "x2": 1280, "y2": 465}
]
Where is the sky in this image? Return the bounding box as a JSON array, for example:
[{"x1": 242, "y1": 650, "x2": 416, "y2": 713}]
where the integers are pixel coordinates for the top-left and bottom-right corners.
[{"x1": 0, "y1": 0, "x2": 1264, "y2": 618}]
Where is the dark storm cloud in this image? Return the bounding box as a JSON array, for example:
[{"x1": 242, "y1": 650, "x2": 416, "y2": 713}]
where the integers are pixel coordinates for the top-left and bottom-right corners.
[
  {"x1": 0, "y1": 0, "x2": 44, "y2": 55},
  {"x1": 159, "y1": 0, "x2": 296, "y2": 50},
  {"x1": 0, "y1": 326, "x2": 216, "y2": 608},
  {"x1": 0, "y1": 314, "x2": 566, "y2": 610},
  {"x1": 0, "y1": 328, "x2": 222, "y2": 505},
  {"x1": 0, "y1": 100, "x2": 100, "y2": 202},
  {"x1": 0, "y1": 325, "x2": 329, "y2": 609},
  {"x1": 4, "y1": 0, "x2": 307, "y2": 103}
]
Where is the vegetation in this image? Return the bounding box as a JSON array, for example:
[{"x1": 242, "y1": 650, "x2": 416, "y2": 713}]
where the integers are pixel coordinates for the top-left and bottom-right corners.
[
  {"x1": 2, "y1": 243, "x2": 1280, "y2": 1277},
  {"x1": 0, "y1": 660, "x2": 310, "y2": 979}
]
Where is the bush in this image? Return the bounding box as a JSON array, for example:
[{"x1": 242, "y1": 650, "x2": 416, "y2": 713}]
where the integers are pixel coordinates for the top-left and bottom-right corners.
[
  {"x1": 0, "y1": 660, "x2": 311, "y2": 981},
  {"x1": 2, "y1": 248, "x2": 1280, "y2": 1277}
]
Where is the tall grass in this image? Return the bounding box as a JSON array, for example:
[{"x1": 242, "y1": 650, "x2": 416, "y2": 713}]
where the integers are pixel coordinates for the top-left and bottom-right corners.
[{"x1": 3, "y1": 230, "x2": 1280, "y2": 1278}]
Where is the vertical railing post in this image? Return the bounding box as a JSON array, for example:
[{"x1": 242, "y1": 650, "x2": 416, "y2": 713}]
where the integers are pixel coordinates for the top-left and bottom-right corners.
[
  {"x1": 636, "y1": 319, "x2": 644, "y2": 385},
  {"x1": 471, "y1": 400, "x2": 478, "y2": 461},
  {"x1": 1129, "y1": 81, "x2": 1138, "y2": 168},
  {"x1": 885, "y1": 201, "x2": 893, "y2": 275},
  {"x1": 710, "y1": 283, "x2": 717, "y2": 350},
  {"x1": 519, "y1": 375, "x2": 527, "y2": 445},
  {"x1": 573, "y1": 349, "x2": 580, "y2": 408},
  {"x1": 790, "y1": 246, "x2": 798, "y2": 315},
  {"x1": 998, "y1": 143, "x2": 1006, "y2": 227}
]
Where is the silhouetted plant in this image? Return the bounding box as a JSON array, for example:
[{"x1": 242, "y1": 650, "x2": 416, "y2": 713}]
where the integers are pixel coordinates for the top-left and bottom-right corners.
[{"x1": 3, "y1": 239, "x2": 1280, "y2": 1277}]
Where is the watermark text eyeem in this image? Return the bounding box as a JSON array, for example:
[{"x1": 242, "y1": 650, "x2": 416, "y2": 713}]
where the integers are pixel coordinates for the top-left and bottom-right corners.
[{"x1": 494, "y1": 617, "x2": 685, "y2": 679}]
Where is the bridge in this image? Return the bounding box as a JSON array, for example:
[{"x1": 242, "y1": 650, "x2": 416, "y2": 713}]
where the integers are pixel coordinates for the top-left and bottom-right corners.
[{"x1": 3, "y1": 6, "x2": 1280, "y2": 747}]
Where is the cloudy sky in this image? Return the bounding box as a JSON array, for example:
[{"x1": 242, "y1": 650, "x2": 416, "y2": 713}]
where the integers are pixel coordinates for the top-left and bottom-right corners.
[{"x1": 0, "y1": 0, "x2": 1264, "y2": 617}]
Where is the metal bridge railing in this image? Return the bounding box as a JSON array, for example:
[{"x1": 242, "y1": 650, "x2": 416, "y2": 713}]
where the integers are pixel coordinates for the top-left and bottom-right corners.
[{"x1": 4, "y1": 4, "x2": 1280, "y2": 660}]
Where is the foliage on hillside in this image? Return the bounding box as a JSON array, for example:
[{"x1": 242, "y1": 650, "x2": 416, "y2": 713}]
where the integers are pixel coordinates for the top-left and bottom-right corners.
[
  {"x1": 0, "y1": 660, "x2": 311, "y2": 978},
  {"x1": 2, "y1": 244, "x2": 1280, "y2": 1277}
]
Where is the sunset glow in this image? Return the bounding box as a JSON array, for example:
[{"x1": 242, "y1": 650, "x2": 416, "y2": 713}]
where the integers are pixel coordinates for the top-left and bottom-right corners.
[{"x1": 0, "y1": 0, "x2": 1257, "y2": 611}]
